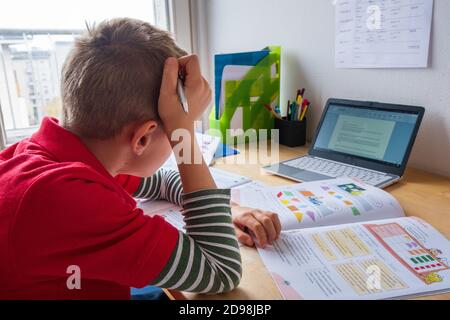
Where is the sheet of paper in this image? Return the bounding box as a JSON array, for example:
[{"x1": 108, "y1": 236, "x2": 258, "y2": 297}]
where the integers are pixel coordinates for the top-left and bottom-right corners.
[
  {"x1": 163, "y1": 132, "x2": 221, "y2": 169},
  {"x1": 335, "y1": 0, "x2": 434, "y2": 68},
  {"x1": 209, "y1": 167, "x2": 252, "y2": 189},
  {"x1": 258, "y1": 217, "x2": 450, "y2": 300},
  {"x1": 238, "y1": 178, "x2": 404, "y2": 230},
  {"x1": 138, "y1": 169, "x2": 253, "y2": 230},
  {"x1": 139, "y1": 199, "x2": 178, "y2": 216},
  {"x1": 139, "y1": 200, "x2": 185, "y2": 232},
  {"x1": 231, "y1": 180, "x2": 268, "y2": 205}
]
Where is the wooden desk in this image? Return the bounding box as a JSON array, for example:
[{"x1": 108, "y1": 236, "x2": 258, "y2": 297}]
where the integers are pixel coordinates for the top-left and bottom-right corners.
[{"x1": 166, "y1": 145, "x2": 450, "y2": 300}]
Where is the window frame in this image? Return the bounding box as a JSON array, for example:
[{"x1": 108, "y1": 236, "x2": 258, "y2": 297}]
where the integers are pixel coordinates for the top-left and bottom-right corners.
[
  {"x1": 0, "y1": 29, "x2": 83, "y2": 147},
  {"x1": 0, "y1": 106, "x2": 5, "y2": 149},
  {"x1": 166, "y1": 0, "x2": 212, "y2": 130},
  {"x1": 154, "y1": 0, "x2": 172, "y2": 32},
  {"x1": 0, "y1": 2, "x2": 177, "y2": 150},
  {"x1": 155, "y1": 0, "x2": 194, "y2": 53},
  {"x1": 0, "y1": 1, "x2": 204, "y2": 148},
  {"x1": 168, "y1": 0, "x2": 210, "y2": 80},
  {"x1": 168, "y1": 0, "x2": 193, "y2": 53}
]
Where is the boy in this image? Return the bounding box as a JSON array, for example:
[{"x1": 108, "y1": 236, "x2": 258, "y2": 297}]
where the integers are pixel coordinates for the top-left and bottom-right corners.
[{"x1": 0, "y1": 18, "x2": 281, "y2": 299}]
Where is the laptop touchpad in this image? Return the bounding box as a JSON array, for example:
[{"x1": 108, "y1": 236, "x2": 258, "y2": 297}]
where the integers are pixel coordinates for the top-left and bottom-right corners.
[{"x1": 293, "y1": 170, "x2": 334, "y2": 182}]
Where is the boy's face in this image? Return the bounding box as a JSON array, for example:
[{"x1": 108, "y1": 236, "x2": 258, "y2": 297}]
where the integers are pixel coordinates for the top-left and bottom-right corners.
[{"x1": 128, "y1": 124, "x2": 173, "y2": 177}]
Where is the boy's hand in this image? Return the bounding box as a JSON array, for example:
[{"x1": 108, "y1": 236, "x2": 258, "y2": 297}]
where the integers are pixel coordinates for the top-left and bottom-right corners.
[
  {"x1": 158, "y1": 55, "x2": 216, "y2": 194},
  {"x1": 158, "y1": 55, "x2": 212, "y2": 134},
  {"x1": 231, "y1": 207, "x2": 282, "y2": 248}
]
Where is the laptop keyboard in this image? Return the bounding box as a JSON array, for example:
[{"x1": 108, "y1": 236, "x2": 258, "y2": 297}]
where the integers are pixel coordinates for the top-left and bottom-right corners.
[{"x1": 284, "y1": 157, "x2": 393, "y2": 186}]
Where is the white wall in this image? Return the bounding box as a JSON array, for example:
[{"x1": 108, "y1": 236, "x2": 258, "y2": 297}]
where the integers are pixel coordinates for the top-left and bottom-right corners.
[{"x1": 204, "y1": 0, "x2": 450, "y2": 178}]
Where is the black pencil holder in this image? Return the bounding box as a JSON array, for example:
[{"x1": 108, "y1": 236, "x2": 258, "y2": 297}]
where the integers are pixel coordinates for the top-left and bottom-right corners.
[{"x1": 274, "y1": 118, "x2": 307, "y2": 148}]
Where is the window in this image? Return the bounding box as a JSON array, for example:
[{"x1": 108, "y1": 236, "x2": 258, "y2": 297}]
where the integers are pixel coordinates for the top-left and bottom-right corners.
[{"x1": 0, "y1": 0, "x2": 172, "y2": 147}]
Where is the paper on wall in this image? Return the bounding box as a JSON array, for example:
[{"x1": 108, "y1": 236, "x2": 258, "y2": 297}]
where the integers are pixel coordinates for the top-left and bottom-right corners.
[{"x1": 335, "y1": 0, "x2": 434, "y2": 68}]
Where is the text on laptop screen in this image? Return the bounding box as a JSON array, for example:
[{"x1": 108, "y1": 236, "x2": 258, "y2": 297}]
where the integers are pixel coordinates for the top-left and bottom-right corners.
[{"x1": 313, "y1": 105, "x2": 419, "y2": 166}]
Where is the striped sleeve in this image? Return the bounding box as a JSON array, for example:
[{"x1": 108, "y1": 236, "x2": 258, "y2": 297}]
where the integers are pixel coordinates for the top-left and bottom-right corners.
[
  {"x1": 133, "y1": 169, "x2": 183, "y2": 206},
  {"x1": 150, "y1": 189, "x2": 242, "y2": 294}
]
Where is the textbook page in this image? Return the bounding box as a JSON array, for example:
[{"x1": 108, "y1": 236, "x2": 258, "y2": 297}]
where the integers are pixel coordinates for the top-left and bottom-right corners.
[
  {"x1": 238, "y1": 178, "x2": 404, "y2": 231},
  {"x1": 258, "y1": 217, "x2": 450, "y2": 300}
]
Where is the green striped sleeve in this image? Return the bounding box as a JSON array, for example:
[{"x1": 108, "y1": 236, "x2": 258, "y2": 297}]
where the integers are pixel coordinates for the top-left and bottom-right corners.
[
  {"x1": 151, "y1": 189, "x2": 242, "y2": 294},
  {"x1": 133, "y1": 169, "x2": 183, "y2": 206}
]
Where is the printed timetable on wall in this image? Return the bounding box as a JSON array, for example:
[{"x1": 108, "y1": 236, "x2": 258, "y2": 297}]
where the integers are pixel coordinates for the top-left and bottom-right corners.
[{"x1": 335, "y1": 0, "x2": 434, "y2": 68}]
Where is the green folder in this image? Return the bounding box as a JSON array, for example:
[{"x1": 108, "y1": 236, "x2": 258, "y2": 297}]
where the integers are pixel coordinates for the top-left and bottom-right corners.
[{"x1": 209, "y1": 46, "x2": 281, "y2": 144}]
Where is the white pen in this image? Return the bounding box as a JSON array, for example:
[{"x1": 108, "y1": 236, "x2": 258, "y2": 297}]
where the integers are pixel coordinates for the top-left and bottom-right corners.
[{"x1": 177, "y1": 75, "x2": 189, "y2": 114}]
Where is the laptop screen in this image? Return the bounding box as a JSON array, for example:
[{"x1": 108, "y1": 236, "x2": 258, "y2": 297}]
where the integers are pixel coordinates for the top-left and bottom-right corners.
[{"x1": 313, "y1": 104, "x2": 420, "y2": 167}]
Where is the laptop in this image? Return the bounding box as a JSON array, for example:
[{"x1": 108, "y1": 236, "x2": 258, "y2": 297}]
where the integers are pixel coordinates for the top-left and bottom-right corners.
[{"x1": 264, "y1": 99, "x2": 425, "y2": 188}]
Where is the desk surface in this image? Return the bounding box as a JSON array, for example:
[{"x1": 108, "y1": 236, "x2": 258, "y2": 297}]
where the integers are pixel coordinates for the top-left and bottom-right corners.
[{"x1": 166, "y1": 145, "x2": 450, "y2": 300}]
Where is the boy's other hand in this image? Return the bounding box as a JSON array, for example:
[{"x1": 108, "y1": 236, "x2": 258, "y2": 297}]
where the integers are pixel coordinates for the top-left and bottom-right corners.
[
  {"x1": 158, "y1": 55, "x2": 212, "y2": 135},
  {"x1": 231, "y1": 207, "x2": 282, "y2": 248}
]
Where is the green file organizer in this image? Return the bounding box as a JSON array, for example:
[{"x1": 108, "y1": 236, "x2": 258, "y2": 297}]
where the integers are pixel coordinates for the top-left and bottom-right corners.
[{"x1": 209, "y1": 46, "x2": 281, "y2": 144}]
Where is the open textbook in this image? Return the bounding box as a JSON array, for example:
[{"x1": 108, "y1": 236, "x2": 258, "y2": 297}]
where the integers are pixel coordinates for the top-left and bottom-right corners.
[
  {"x1": 258, "y1": 217, "x2": 450, "y2": 300},
  {"x1": 139, "y1": 176, "x2": 450, "y2": 300},
  {"x1": 236, "y1": 178, "x2": 450, "y2": 300}
]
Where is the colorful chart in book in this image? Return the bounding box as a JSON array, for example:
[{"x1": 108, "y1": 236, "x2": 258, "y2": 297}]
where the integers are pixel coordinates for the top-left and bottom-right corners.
[
  {"x1": 337, "y1": 183, "x2": 365, "y2": 196},
  {"x1": 365, "y1": 223, "x2": 449, "y2": 284},
  {"x1": 275, "y1": 188, "x2": 344, "y2": 224},
  {"x1": 321, "y1": 182, "x2": 374, "y2": 216},
  {"x1": 243, "y1": 178, "x2": 404, "y2": 231},
  {"x1": 331, "y1": 182, "x2": 381, "y2": 214},
  {"x1": 274, "y1": 181, "x2": 380, "y2": 225},
  {"x1": 275, "y1": 191, "x2": 310, "y2": 223}
]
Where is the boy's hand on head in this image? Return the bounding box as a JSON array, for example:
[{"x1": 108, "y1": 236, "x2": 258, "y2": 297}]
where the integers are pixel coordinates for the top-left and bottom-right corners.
[
  {"x1": 158, "y1": 55, "x2": 212, "y2": 135},
  {"x1": 231, "y1": 206, "x2": 282, "y2": 248}
]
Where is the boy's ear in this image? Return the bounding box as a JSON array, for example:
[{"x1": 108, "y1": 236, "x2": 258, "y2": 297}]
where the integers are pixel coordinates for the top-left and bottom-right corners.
[{"x1": 130, "y1": 120, "x2": 159, "y2": 156}]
